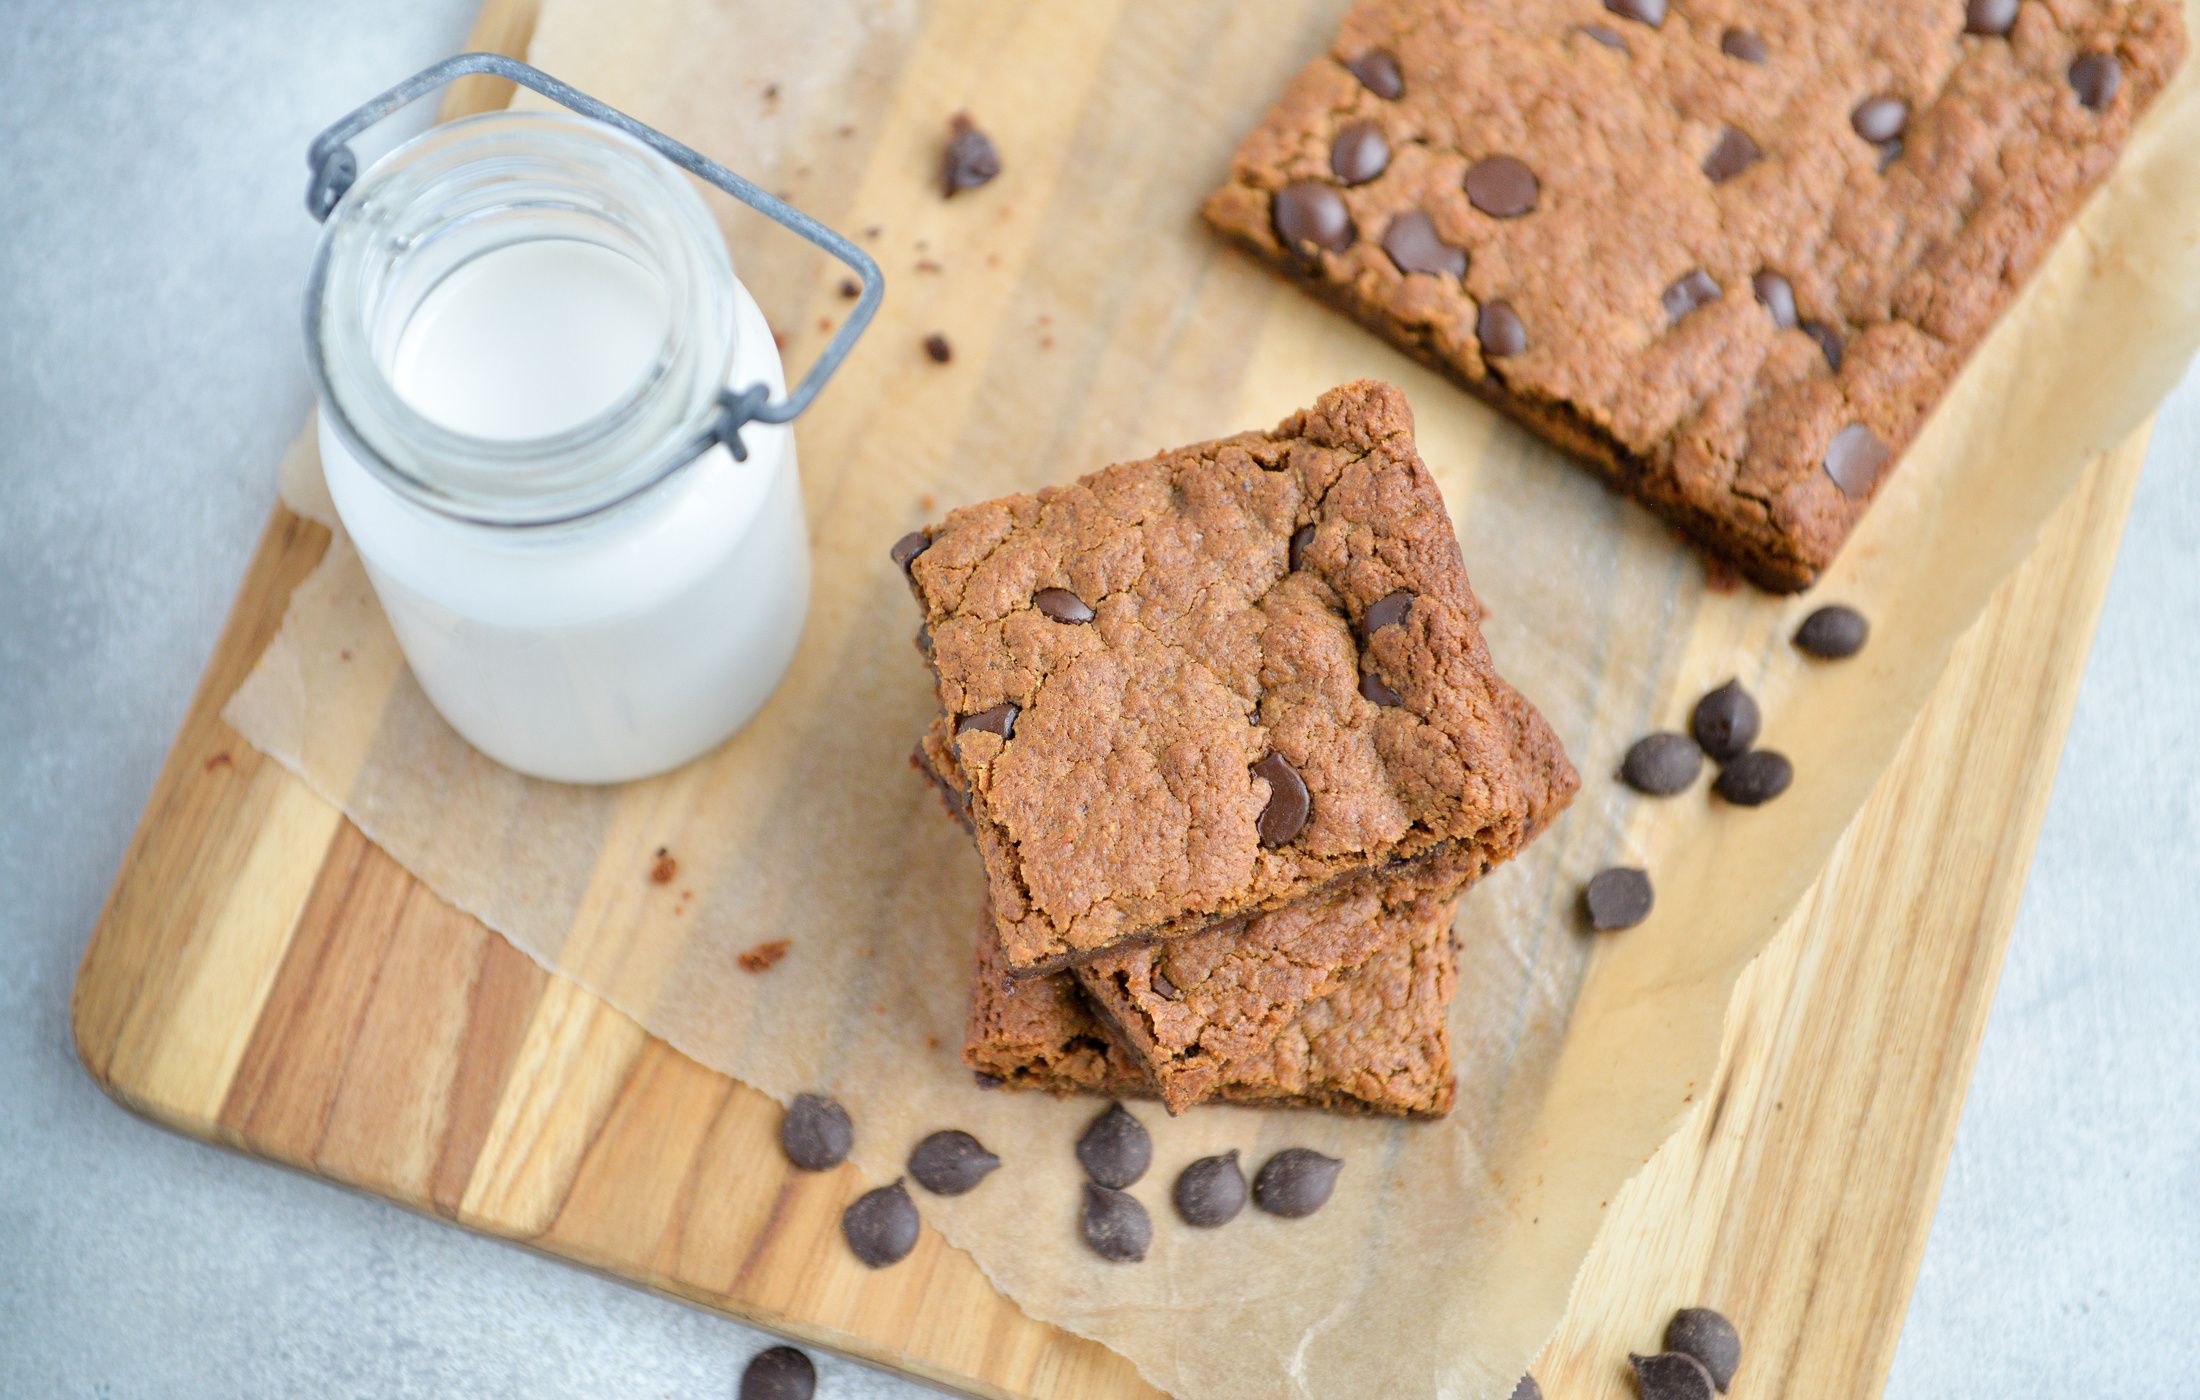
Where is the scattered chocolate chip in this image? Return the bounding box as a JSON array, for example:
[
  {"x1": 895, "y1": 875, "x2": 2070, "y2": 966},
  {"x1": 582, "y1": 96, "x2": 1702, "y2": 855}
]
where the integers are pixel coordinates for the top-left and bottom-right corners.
[
  {"x1": 1173, "y1": 1150, "x2": 1249, "y2": 1227},
  {"x1": 1622, "y1": 732, "x2": 1703, "y2": 795},
  {"x1": 1702, "y1": 126, "x2": 1762, "y2": 183},
  {"x1": 1382, "y1": 210, "x2": 1468, "y2": 278},
  {"x1": 1794, "y1": 604, "x2": 1870, "y2": 659},
  {"x1": 739, "y1": 939, "x2": 791, "y2": 974},
  {"x1": 1273, "y1": 181, "x2": 1356, "y2": 254},
  {"x1": 780, "y1": 1093, "x2": 853, "y2": 1171},
  {"x1": 1075, "y1": 1103, "x2": 1151, "y2": 1188},
  {"x1": 941, "y1": 112, "x2": 1001, "y2": 197},
  {"x1": 2070, "y1": 52, "x2": 2122, "y2": 110},
  {"x1": 1665, "y1": 1308, "x2": 1742, "y2": 1392},
  {"x1": 1966, "y1": 0, "x2": 2020, "y2": 36},
  {"x1": 1289, "y1": 523, "x2": 1317, "y2": 571},
  {"x1": 907, "y1": 1130, "x2": 1000, "y2": 1195},
  {"x1": 1465, "y1": 156, "x2": 1539, "y2": 218},
  {"x1": 1253, "y1": 1148, "x2": 1343, "y2": 1218},
  {"x1": 1662, "y1": 269, "x2": 1722, "y2": 323},
  {"x1": 1253, "y1": 751, "x2": 1311, "y2": 847},
  {"x1": 1362, "y1": 589, "x2": 1414, "y2": 635},
  {"x1": 1080, "y1": 1182, "x2": 1152, "y2": 1262},
  {"x1": 837, "y1": 277, "x2": 861, "y2": 299},
  {"x1": 1715, "y1": 749, "x2": 1793, "y2": 806},
  {"x1": 957, "y1": 702, "x2": 1019, "y2": 739},
  {"x1": 1691, "y1": 680, "x2": 1760, "y2": 761},
  {"x1": 1360, "y1": 672, "x2": 1403, "y2": 707},
  {"x1": 740, "y1": 1346, "x2": 817, "y2": 1400},
  {"x1": 1604, "y1": 0, "x2": 1666, "y2": 26},
  {"x1": 1751, "y1": 271, "x2": 1797, "y2": 329},
  {"x1": 1579, "y1": 24, "x2": 1630, "y2": 52},
  {"x1": 1851, "y1": 95, "x2": 1909, "y2": 144},
  {"x1": 923, "y1": 332, "x2": 953, "y2": 363},
  {"x1": 1823, "y1": 422, "x2": 1890, "y2": 497},
  {"x1": 841, "y1": 1179, "x2": 921, "y2": 1267},
  {"x1": 1345, "y1": 49, "x2": 1404, "y2": 100},
  {"x1": 973, "y1": 1070, "x2": 1004, "y2": 1090},
  {"x1": 1720, "y1": 28, "x2": 1768, "y2": 62},
  {"x1": 1478, "y1": 299, "x2": 1528, "y2": 358},
  {"x1": 890, "y1": 529, "x2": 931, "y2": 578},
  {"x1": 1583, "y1": 867, "x2": 1654, "y2": 931},
  {"x1": 1803, "y1": 320, "x2": 1845, "y2": 371},
  {"x1": 1512, "y1": 1378, "x2": 1542, "y2": 1400},
  {"x1": 1630, "y1": 1350, "x2": 1717, "y2": 1400},
  {"x1": 1034, "y1": 586, "x2": 1094, "y2": 623},
  {"x1": 1331, "y1": 121, "x2": 1391, "y2": 185}
]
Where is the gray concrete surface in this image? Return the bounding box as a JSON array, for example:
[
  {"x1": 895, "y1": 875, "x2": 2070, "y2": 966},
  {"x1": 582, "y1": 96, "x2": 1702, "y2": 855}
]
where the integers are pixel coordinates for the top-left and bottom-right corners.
[{"x1": 0, "y1": 3, "x2": 2192, "y2": 1396}]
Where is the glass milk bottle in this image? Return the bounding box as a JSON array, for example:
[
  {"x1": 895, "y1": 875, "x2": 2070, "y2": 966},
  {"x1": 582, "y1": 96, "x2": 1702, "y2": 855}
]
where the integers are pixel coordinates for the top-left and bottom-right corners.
[{"x1": 303, "y1": 59, "x2": 878, "y2": 783}]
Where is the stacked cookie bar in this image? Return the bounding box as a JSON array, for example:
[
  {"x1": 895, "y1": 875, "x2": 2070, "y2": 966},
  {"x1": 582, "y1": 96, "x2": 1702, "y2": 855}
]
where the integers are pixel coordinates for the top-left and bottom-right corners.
[{"x1": 896, "y1": 380, "x2": 1577, "y2": 1116}]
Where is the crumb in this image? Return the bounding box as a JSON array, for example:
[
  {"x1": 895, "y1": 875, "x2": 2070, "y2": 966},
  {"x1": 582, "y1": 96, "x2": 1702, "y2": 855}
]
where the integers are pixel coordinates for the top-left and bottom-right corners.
[
  {"x1": 837, "y1": 277, "x2": 860, "y2": 298},
  {"x1": 941, "y1": 111, "x2": 1001, "y2": 197},
  {"x1": 818, "y1": 316, "x2": 835, "y2": 333},
  {"x1": 761, "y1": 82, "x2": 780, "y2": 103},
  {"x1": 1036, "y1": 313, "x2": 1051, "y2": 326},
  {"x1": 203, "y1": 751, "x2": 233, "y2": 774},
  {"x1": 923, "y1": 333, "x2": 953, "y2": 364},
  {"x1": 916, "y1": 238, "x2": 929, "y2": 252},
  {"x1": 985, "y1": 251, "x2": 1000, "y2": 268},
  {"x1": 738, "y1": 939, "x2": 791, "y2": 974},
  {"x1": 1702, "y1": 554, "x2": 1742, "y2": 594},
  {"x1": 915, "y1": 257, "x2": 943, "y2": 274},
  {"x1": 771, "y1": 328, "x2": 787, "y2": 352},
  {"x1": 338, "y1": 649, "x2": 353, "y2": 661},
  {"x1": 863, "y1": 224, "x2": 882, "y2": 239},
  {"x1": 1039, "y1": 334, "x2": 1054, "y2": 350},
  {"x1": 649, "y1": 848, "x2": 678, "y2": 885},
  {"x1": 925, "y1": 1034, "x2": 941, "y2": 1050},
  {"x1": 916, "y1": 493, "x2": 936, "y2": 511},
  {"x1": 795, "y1": 163, "x2": 810, "y2": 178},
  {"x1": 835, "y1": 123, "x2": 856, "y2": 138}
]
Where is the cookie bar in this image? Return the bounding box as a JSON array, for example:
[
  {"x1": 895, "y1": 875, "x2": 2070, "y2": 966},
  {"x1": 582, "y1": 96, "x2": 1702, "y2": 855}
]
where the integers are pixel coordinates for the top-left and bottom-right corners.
[
  {"x1": 898, "y1": 380, "x2": 1577, "y2": 973},
  {"x1": 1203, "y1": 0, "x2": 2184, "y2": 589}
]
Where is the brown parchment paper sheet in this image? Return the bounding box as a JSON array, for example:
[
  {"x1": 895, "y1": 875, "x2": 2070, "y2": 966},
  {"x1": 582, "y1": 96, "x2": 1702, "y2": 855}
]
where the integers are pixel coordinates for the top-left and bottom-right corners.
[{"x1": 227, "y1": 3, "x2": 2200, "y2": 1396}]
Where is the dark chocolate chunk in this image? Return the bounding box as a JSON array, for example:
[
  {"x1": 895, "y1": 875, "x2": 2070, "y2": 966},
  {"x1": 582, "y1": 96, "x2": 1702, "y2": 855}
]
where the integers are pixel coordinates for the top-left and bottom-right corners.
[
  {"x1": 1080, "y1": 1182, "x2": 1152, "y2": 1262},
  {"x1": 2071, "y1": 52, "x2": 2123, "y2": 110},
  {"x1": 1751, "y1": 271, "x2": 1797, "y2": 329},
  {"x1": 1622, "y1": 732, "x2": 1703, "y2": 795},
  {"x1": 1720, "y1": 28, "x2": 1768, "y2": 62},
  {"x1": 1794, "y1": 604, "x2": 1869, "y2": 659},
  {"x1": 740, "y1": 1346, "x2": 817, "y2": 1400},
  {"x1": 1289, "y1": 523, "x2": 1316, "y2": 571},
  {"x1": 1034, "y1": 586, "x2": 1094, "y2": 623},
  {"x1": 1803, "y1": 320, "x2": 1845, "y2": 371},
  {"x1": 1253, "y1": 1148, "x2": 1343, "y2": 1218},
  {"x1": 973, "y1": 1070, "x2": 1004, "y2": 1090},
  {"x1": 1253, "y1": 751, "x2": 1311, "y2": 847},
  {"x1": 1691, "y1": 680, "x2": 1760, "y2": 761},
  {"x1": 1715, "y1": 750, "x2": 1793, "y2": 806},
  {"x1": 1823, "y1": 422, "x2": 1890, "y2": 497},
  {"x1": 1173, "y1": 1150, "x2": 1248, "y2": 1227},
  {"x1": 1966, "y1": 0, "x2": 2020, "y2": 36},
  {"x1": 1362, "y1": 589, "x2": 1415, "y2": 636},
  {"x1": 1511, "y1": 1378, "x2": 1543, "y2": 1400},
  {"x1": 779, "y1": 1093, "x2": 852, "y2": 1171},
  {"x1": 957, "y1": 702, "x2": 1019, "y2": 739},
  {"x1": 890, "y1": 529, "x2": 931, "y2": 578},
  {"x1": 941, "y1": 112, "x2": 1001, "y2": 197},
  {"x1": 1331, "y1": 121, "x2": 1391, "y2": 185},
  {"x1": 1382, "y1": 210, "x2": 1468, "y2": 278},
  {"x1": 923, "y1": 332, "x2": 953, "y2": 363},
  {"x1": 1664, "y1": 1308, "x2": 1742, "y2": 1392},
  {"x1": 837, "y1": 277, "x2": 861, "y2": 299},
  {"x1": 1703, "y1": 127, "x2": 1762, "y2": 183},
  {"x1": 1273, "y1": 181, "x2": 1356, "y2": 253},
  {"x1": 1075, "y1": 1103, "x2": 1152, "y2": 1188},
  {"x1": 1630, "y1": 1351, "x2": 1717, "y2": 1400},
  {"x1": 1662, "y1": 270, "x2": 1722, "y2": 323},
  {"x1": 1583, "y1": 866, "x2": 1654, "y2": 931},
  {"x1": 1603, "y1": 0, "x2": 1666, "y2": 27},
  {"x1": 1851, "y1": 95, "x2": 1909, "y2": 144},
  {"x1": 908, "y1": 1129, "x2": 1001, "y2": 1196},
  {"x1": 1579, "y1": 24, "x2": 1630, "y2": 52},
  {"x1": 1360, "y1": 672, "x2": 1403, "y2": 707},
  {"x1": 841, "y1": 1179, "x2": 920, "y2": 1268},
  {"x1": 1464, "y1": 156, "x2": 1539, "y2": 218},
  {"x1": 1345, "y1": 49, "x2": 1404, "y2": 100},
  {"x1": 1478, "y1": 299, "x2": 1528, "y2": 358}
]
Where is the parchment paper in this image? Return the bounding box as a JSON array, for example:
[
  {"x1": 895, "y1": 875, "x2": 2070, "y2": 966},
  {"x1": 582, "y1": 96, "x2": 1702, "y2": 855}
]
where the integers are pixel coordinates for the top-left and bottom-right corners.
[{"x1": 227, "y1": 4, "x2": 2200, "y2": 1396}]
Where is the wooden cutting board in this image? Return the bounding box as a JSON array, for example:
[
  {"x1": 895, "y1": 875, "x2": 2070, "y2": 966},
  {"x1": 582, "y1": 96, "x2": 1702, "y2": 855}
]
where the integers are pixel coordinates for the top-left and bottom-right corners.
[{"x1": 72, "y1": 1, "x2": 2154, "y2": 1394}]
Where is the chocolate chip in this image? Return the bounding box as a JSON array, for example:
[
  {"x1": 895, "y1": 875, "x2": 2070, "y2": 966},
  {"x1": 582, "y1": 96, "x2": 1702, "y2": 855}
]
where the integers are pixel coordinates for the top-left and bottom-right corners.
[
  {"x1": 1691, "y1": 680, "x2": 1760, "y2": 761},
  {"x1": 1603, "y1": 0, "x2": 1666, "y2": 27},
  {"x1": 1720, "y1": 28, "x2": 1768, "y2": 62},
  {"x1": 908, "y1": 1130, "x2": 1001, "y2": 1196},
  {"x1": 1034, "y1": 586, "x2": 1094, "y2": 623},
  {"x1": 740, "y1": 1346, "x2": 817, "y2": 1400},
  {"x1": 1583, "y1": 867, "x2": 1653, "y2": 931},
  {"x1": 1273, "y1": 181, "x2": 1356, "y2": 253},
  {"x1": 1253, "y1": 1148, "x2": 1342, "y2": 1218},
  {"x1": 1331, "y1": 121, "x2": 1391, "y2": 185},
  {"x1": 1579, "y1": 24, "x2": 1630, "y2": 52},
  {"x1": 1478, "y1": 299, "x2": 1528, "y2": 358},
  {"x1": 1803, "y1": 320, "x2": 1845, "y2": 371},
  {"x1": 1382, "y1": 210, "x2": 1468, "y2": 278},
  {"x1": 1794, "y1": 604, "x2": 1869, "y2": 658},
  {"x1": 1173, "y1": 1150, "x2": 1248, "y2": 1227},
  {"x1": 923, "y1": 332, "x2": 953, "y2": 363},
  {"x1": 914, "y1": 623, "x2": 933, "y2": 656},
  {"x1": 1751, "y1": 271, "x2": 1797, "y2": 329},
  {"x1": 1622, "y1": 732, "x2": 1702, "y2": 795},
  {"x1": 841, "y1": 1179, "x2": 920, "y2": 1267},
  {"x1": 1075, "y1": 1103, "x2": 1151, "y2": 1188},
  {"x1": 1965, "y1": 0, "x2": 2020, "y2": 36},
  {"x1": 942, "y1": 112, "x2": 1001, "y2": 197},
  {"x1": 1080, "y1": 1182, "x2": 1151, "y2": 1262},
  {"x1": 890, "y1": 529, "x2": 931, "y2": 578},
  {"x1": 1362, "y1": 589, "x2": 1414, "y2": 635},
  {"x1": 1662, "y1": 269, "x2": 1722, "y2": 323},
  {"x1": 1345, "y1": 49, "x2": 1404, "y2": 100},
  {"x1": 837, "y1": 277, "x2": 861, "y2": 299},
  {"x1": 1464, "y1": 156, "x2": 1539, "y2": 218},
  {"x1": 780, "y1": 1093, "x2": 852, "y2": 1171},
  {"x1": 1360, "y1": 672, "x2": 1403, "y2": 707},
  {"x1": 957, "y1": 702, "x2": 1019, "y2": 739},
  {"x1": 1253, "y1": 751, "x2": 1311, "y2": 847},
  {"x1": 973, "y1": 1070, "x2": 1004, "y2": 1090},
  {"x1": 2071, "y1": 52, "x2": 2122, "y2": 110},
  {"x1": 1823, "y1": 422, "x2": 1889, "y2": 497},
  {"x1": 1851, "y1": 95, "x2": 1909, "y2": 144},
  {"x1": 1630, "y1": 1351, "x2": 1717, "y2": 1400},
  {"x1": 1664, "y1": 1308, "x2": 1742, "y2": 1392},
  {"x1": 1289, "y1": 523, "x2": 1316, "y2": 570},
  {"x1": 1703, "y1": 126, "x2": 1762, "y2": 183},
  {"x1": 1715, "y1": 749, "x2": 1793, "y2": 805}
]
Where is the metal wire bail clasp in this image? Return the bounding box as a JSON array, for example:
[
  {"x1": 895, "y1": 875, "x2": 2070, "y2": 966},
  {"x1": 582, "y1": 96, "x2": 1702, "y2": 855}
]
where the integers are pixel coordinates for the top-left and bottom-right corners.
[{"x1": 304, "y1": 52, "x2": 882, "y2": 464}]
